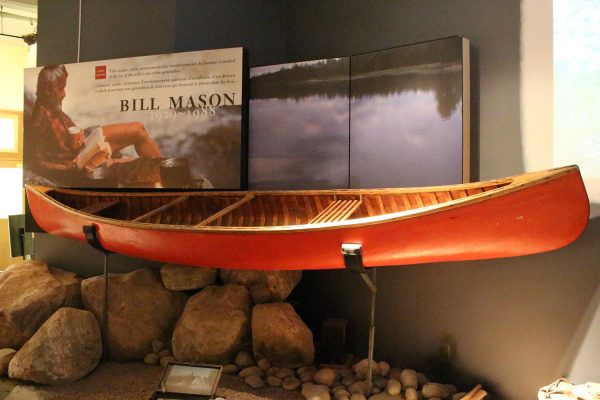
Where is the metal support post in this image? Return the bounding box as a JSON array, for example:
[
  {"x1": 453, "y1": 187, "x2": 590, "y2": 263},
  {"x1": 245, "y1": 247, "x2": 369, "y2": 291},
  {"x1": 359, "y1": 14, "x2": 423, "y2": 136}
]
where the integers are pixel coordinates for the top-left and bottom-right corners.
[
  {"x1": 83, "y1": 225, "x2": 111, "y2": 359},
  {"x1": 342, "y1": 243, "x2": 377, "y2": 396}
]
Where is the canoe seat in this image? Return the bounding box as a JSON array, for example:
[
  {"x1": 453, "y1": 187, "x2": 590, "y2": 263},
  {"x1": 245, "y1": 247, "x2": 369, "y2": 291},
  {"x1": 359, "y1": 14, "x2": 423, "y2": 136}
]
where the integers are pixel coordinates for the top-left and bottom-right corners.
[
  {"x1": 80, "y1": 200, "x2": 120, "y2": 216},
  {"x1": 309, "y1": 199, "x2": 362, "y2": 224}
]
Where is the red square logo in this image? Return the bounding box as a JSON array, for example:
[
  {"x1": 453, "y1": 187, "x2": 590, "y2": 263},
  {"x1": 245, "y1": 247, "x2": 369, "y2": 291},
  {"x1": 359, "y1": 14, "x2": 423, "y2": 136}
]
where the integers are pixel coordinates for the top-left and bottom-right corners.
[{"x1": 95, "y1": 65, "x2": 107, "y2": 79}]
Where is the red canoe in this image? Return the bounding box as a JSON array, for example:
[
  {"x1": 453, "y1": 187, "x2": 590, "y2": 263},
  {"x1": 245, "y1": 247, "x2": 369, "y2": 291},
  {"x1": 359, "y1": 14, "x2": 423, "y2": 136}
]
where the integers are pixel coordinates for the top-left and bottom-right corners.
[{"x1": 25, "y1": 166, "x2": 589, "y2": 270}]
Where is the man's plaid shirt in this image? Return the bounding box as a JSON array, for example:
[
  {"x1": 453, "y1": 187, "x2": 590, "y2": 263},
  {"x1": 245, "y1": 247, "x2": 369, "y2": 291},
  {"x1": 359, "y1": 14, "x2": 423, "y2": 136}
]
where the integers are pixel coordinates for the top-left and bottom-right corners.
[{"x1": 31, "y1": 103, "x2": 80, "y2": 165}]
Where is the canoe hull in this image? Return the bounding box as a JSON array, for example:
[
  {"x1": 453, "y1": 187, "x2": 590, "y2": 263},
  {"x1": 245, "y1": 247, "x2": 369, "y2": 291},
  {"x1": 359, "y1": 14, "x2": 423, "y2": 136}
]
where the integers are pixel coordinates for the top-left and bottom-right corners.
[{"x1": 25, "y1": 168, "x2": 589, "y2": 270}]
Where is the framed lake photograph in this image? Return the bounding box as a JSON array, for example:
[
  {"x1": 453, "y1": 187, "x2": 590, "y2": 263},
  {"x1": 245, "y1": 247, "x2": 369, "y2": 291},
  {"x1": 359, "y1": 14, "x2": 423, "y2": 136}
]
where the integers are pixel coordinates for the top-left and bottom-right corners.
[
  {"x1": 349, "y1": 36, "x2": 470, "y2": 188},
  {"x1": 249, "y1": 57, "x2": 350, "y2": 189},
  {"x1": 248, "y1": 37, "x2": 470, "y2": 191}
]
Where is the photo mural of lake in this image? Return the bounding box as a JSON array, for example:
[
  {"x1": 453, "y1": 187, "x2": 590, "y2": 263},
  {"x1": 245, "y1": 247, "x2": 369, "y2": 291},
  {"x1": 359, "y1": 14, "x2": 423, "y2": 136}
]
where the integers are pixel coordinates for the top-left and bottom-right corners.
[
  {"x1": 248, "y1": 37, "x2": 469, "y2": 190},
  {"x1": 249, "y1": 58, "x2": 350, "y2": 189},
  {"x1": 350, "y1": 37, "x2": 467, "y2": 188}
]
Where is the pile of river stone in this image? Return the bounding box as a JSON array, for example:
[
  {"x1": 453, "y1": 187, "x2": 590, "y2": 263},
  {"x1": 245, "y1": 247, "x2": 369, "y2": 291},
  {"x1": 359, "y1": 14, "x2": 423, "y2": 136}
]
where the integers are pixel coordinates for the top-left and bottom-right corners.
[
  {"x1": 0, "y1": 260, "x2": 467, "y2": 400},
  {"x1": 224, "y1": 350, "x2": 469, "y2": 400}
]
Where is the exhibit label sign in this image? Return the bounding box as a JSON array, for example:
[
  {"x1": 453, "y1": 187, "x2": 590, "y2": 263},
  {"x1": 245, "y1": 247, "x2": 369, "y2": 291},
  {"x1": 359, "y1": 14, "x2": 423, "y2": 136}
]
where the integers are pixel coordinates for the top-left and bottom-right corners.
[{"x1": 24, "y1": 47, "x2": 245, "y2": 189}]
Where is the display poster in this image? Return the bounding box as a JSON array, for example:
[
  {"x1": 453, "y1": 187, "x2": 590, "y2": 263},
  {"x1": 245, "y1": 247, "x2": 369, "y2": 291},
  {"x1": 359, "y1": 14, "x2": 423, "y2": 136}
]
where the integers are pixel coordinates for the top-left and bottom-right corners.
[{"x1": 23, "y1": 47, "x2": 245, "y2": 189}]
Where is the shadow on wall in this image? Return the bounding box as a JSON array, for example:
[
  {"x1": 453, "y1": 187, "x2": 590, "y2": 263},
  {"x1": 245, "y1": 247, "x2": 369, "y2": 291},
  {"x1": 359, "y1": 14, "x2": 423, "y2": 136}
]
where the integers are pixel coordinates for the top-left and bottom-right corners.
[
  {"x1": 560, "y1": 207, "x2": 600, "y2": 383},
  {"x1": 33, "y1": 233, "x2": 163, "y2": 278},
  {"x1": 563, "y1": 276, "x2": 600, "y2": 383}
]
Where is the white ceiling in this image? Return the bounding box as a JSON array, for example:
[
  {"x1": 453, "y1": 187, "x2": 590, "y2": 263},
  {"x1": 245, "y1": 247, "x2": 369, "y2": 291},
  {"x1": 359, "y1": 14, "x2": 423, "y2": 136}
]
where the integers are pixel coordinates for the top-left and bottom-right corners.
[
  {"x1": 0, "y1": 0, "x2": 36, "y2": 40},
  {"x1": 0, "y1": 0, "x2": 37, "y2": 20}
]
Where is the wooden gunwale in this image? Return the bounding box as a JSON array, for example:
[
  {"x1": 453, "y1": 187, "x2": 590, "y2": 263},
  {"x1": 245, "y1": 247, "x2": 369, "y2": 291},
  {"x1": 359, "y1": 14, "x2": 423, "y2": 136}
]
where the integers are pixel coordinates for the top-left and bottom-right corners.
[{"x1": 27, "y1": 166, "x2": 579, "y2": 233}]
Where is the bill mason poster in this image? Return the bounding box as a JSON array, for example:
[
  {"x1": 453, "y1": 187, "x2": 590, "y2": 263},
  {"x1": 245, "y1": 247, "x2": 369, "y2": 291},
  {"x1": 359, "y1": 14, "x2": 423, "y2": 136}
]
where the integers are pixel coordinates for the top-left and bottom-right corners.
[{"x1": 23, "y1": 47, "x2": 245, "y2": 189}]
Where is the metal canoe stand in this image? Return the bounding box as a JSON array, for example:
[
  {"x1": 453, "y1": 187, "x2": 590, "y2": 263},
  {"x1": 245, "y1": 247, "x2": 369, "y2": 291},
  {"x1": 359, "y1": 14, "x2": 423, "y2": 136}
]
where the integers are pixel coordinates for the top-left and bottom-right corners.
[
  {"x1": 342, "y1": 243, "x2": 377, "y2": 396},
  {"x1": 83, "y1": 224, "x2": 111, "y2": 360}
]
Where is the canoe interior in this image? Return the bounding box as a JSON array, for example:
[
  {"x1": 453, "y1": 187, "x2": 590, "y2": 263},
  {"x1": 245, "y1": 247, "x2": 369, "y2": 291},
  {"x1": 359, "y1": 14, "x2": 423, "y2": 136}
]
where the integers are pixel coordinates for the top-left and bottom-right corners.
[{"x1": 46, "y1": 182, "x2": 507, "y2": 228}]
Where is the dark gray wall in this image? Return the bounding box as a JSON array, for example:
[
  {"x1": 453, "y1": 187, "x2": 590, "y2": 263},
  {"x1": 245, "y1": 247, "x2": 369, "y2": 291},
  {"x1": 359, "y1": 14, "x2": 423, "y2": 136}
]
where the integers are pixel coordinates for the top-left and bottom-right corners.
[
  {"x1": 34, "y1": 1, "x2": 600, "y2": 398},
  {"x1": 38, "y1": 0, "x2": 285, "y2": 66},
  {"x1": 38, "y1": 0, "x2": 177, "y2": 64},
  {"x1": 174, "y1": 0, "x2": 286, "y2": 66}
]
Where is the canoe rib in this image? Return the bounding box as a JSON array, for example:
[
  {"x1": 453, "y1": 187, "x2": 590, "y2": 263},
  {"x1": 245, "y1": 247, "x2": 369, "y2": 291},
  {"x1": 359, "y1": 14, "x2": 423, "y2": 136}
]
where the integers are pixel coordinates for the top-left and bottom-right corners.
[
  {"x1": 196, "y1": 193, "x2": 255, "y2": 227},
  {"x1": 131, "y1": 196, "x2": 189, "y2": 223}
]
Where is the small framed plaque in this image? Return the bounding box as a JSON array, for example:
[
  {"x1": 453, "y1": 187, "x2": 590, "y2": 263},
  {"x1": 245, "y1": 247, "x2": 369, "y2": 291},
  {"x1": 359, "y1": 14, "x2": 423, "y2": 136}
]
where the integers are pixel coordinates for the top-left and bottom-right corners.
[{"x1": 151, "y1": 362, "x2": 223, "y2": 400}]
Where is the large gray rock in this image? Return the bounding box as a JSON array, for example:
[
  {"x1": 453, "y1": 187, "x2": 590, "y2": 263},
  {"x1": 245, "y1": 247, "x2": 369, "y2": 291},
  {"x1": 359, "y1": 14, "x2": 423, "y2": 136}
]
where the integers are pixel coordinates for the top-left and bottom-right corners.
[
  {"x1": 8, "y1": 307, "x2": 102, "y2": 385},
  {"x1": 81, "y1": 268, "x2": 186, "y2": 361},
  {"x1": 172, "y1": 284, "x2": 252, "y2": 364},
  {"x1": 219, "y1": 270, "x2": 302, "y2": 302},
  {"x1": 160, "y1": 264, "x2": 217, "y2": 291},
  {"x1": 252, "y1": 303, "x2": 314, "y2": 368},
  {"x1": 0, "y1": 260, "x2": 82, "y2": 349}
]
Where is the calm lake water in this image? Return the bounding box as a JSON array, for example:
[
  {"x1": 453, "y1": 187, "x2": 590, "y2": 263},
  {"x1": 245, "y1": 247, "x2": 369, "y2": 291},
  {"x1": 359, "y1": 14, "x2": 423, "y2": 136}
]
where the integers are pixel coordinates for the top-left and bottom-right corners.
[
  {"x1": 350, "y1": 91, "x2": 463, "y2": 188},
  {"x1": 249, "y1": 88, "x2": 463, "y2": 189},
  {"x1": 249, "y1": 95, "x2": 350, "y2": 189}
]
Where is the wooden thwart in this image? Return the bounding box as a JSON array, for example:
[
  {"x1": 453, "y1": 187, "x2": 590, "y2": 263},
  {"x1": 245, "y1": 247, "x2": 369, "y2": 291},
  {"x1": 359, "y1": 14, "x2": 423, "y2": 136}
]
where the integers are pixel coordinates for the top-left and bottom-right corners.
[
  {"x1": 310, "y1": 198, "x2": 362, "y2": 224},
  {"x1": 196, "y1": 193, "x2": 255, "y2": 227},
  {"x1": 131, "y1": 196, "x2": 189, "y2": 223}
]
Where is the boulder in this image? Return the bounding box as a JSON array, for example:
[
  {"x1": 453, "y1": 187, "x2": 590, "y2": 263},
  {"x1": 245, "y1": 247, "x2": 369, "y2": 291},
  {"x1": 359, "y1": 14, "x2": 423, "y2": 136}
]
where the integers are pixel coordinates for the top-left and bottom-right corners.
[
  {"x1": 249, "y1": 283, "x2": 272, "y2": 304},
  {"x1": 50, "y1": 267, "x2": 82, "y2": 308},
  {"x1": 240, "y1": 366, "x2": 264, "y2": 378},
  {"x1": 172, "y1": 284, "x2": 252, "y2": 364},
  {"x1": 252, "y1": 303, "x2": 314, "y2": 368},
  {"x1": 219, "y1": 270, "x2": 302, "y2": 302},
  {"x1": 386, "y1": 379, "x2": 402, "y2": 396},
  {"x1": 0, "y1": 260, "x2": 82, "y2": 349},
  {"x1": 245, "y1": 375, "x2": 265, "y2": 389},
  {"x1": 8, "y1": 307, "x2": 101, "y2": 385},
  {"x1": 257, "y1": 358, "x2": 271, "y2": 371},
  {"x1": 314, "y1": 367, "x2": 338, "y2": 386},
  {"x1": 354, "y1": 359, "x2": 380, "y2": 379},
  {"x1": 160, "y1": 264, "x2": 217, "y2": 291},
  {"x1": 144, "y1": 353, "x2": 160, "y2": 365},
  {"x1": 301, "y1": 383, "x2": 331, "y2": 400},
  {"x1": 81, "y1": 268, "x2": 186, "y2": 361},
  {"x1": 267, "y1": 375, "x2": 282, "y2": 387},
  {"x1": 283, "y1": 376, "x2": 301, "y2": 391},
  {"x1": 399, "y1": 369, "x2": 418, "y2": 389},
  {"x1": 234, "y1": 350, "x2": 255, "y2": 368},
  {"x1": 348, "y1": 380, "x2": 368, "y2": 395},
  {"x1": 0, "y1": 348, "x2": 17, "y2": 376}
]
